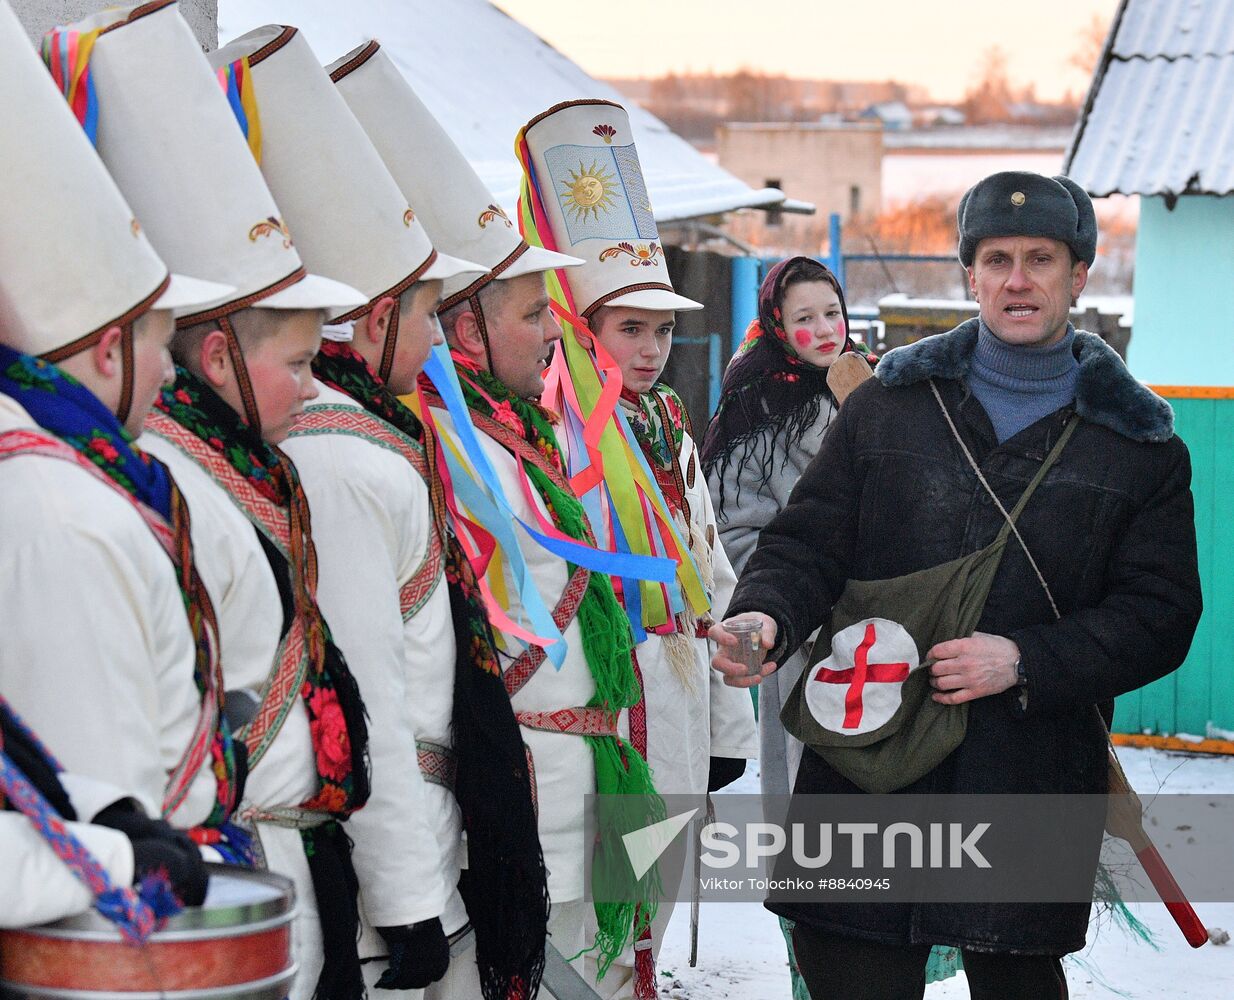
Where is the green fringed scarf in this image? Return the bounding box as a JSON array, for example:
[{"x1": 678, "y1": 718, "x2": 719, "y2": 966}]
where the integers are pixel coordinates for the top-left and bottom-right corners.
[{"x1": 439, "y1": 356, "x2": 665, "y2": 976}]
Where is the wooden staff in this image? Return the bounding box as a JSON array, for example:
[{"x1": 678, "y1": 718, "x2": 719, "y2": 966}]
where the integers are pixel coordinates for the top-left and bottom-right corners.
[
  {"x1": 1105, "y1": 738, "x2": 1208, "y2": 947},
  {"x1": 828, "y1": 349, "x2": 1209, "y2": 948}
]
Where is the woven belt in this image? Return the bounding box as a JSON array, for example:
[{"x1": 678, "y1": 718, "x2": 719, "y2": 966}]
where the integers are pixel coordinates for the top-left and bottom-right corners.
[
  {"x1": 416, "y1": 739, "x2": 457, "y2": 791},
  {"x1": 515, "y1": 707, "x2": 619, "y2": 737},
  {"x1": 239, "y1": 805, "x2": 333, "y2": 830}
]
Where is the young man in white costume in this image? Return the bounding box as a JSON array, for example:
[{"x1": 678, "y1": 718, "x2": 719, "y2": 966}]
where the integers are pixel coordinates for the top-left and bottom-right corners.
[
  {"x1": 206, "y1": 23, "x2": 497, "y2": 995},
  {"x1": 332, "y1": 48, "x2": 663, "y2": 989},
  {"x1": 327, "y1": 40, "x2": 599, "y2": 999},
  {"x1": 518, "y1": 98, "x2": 758, "y2": 997},
  {"x1": 0, "y1": 0, "x2": 239, "y2": 909},
  {"x1": 44, "y1": 5, "x2": 378, "y2": 997}
]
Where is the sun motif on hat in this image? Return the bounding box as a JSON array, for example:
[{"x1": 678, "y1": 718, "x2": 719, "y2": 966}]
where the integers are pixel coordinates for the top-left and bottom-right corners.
[{"x1": 560, "y1": 159, "x2": 617, "y2": 223}]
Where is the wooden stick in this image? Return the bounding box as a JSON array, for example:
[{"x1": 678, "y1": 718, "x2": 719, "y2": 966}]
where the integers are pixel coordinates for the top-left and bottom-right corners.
[{"x1": 1105, "y1": 744, "x2": 1209, "y2": 948}]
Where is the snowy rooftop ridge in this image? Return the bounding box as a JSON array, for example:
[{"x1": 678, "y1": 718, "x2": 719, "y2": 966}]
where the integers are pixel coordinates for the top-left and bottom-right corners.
[
  {"x1": 1065, "y1": 0, "x2": 1234, "y2": 198},
  {"x1": 217, "y1": 0, "x2": 787, "y2": 222}
]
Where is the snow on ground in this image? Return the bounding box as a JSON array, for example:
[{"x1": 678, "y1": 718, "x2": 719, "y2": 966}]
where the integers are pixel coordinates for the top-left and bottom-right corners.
[{"x1": 654, "y1": 747, "x2": 1234, "y2": 998}]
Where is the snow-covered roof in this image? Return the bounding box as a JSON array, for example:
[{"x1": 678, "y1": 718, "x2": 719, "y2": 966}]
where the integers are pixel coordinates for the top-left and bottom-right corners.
[
  {"x1": 217, "y1": 0, "x2": 786, "y2": 222},
  {"x1": 1064, "y1": 0, "x2": 1234, "y2": 197},
  {"x1": 860, "y1": 101, "x2": 912, "y2": 127}
]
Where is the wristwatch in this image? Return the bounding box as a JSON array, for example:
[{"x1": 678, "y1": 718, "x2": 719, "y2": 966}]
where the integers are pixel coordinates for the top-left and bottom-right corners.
[{"x1": 1013, "y1": 656, "x2": 1028, "y2": 688}]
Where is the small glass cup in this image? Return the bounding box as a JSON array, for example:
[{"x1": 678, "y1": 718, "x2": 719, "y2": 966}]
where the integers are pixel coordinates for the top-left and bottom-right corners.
[{"x1": 722, "y1": 616, "x2": 766, "y2": 676}]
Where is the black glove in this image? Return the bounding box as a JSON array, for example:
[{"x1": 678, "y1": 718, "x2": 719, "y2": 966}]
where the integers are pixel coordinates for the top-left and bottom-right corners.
[
  {"x1": 229, "y1": 737, "x2": 250, "y2": 815},
  {"x1": 707, "y1": 756, "x2": 746, "y2": 792},
  {"x1": 375, "y1": 918, "x2": 450, "y2": 990},
  {"x1": 94, "y1": 802, "x2": 208, "y2": 907}
]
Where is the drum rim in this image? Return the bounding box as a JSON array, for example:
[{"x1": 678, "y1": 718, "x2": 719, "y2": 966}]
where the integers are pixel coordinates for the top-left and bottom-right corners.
[
  {"x1": 0, "y1": 963, "x2": 298, "y2": 1000},
  {"x1": 6, "y1": 864, "x2": 295, "y2": 939},
  {"x1": 7, "y1": 910, "x2": 295, "y2": 943}
]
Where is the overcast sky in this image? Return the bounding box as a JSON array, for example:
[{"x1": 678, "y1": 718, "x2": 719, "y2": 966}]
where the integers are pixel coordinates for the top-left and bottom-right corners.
[{"x1": 494, "y1": 0, "x2": 1121, "y2": 102}]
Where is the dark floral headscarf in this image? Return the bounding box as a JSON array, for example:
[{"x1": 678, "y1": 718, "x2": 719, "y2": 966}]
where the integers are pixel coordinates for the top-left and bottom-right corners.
[{"x1": 701, "y1": 256, "x2": 875, "y2": 517}]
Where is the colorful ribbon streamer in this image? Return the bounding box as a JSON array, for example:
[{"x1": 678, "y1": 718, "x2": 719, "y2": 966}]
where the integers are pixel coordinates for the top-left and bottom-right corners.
[
  {"x1": 513, "y1": 128, "x2": 708, "y2": 635},
  {"x1": 418, "y1": 345, "x2": 678, "y2": 666},
  {"x1": 41, "y1": 27, "x2": 101, "y2": 145},
  {"x1": 216, "y1": 56, "x2": 262, "y2": 163}
]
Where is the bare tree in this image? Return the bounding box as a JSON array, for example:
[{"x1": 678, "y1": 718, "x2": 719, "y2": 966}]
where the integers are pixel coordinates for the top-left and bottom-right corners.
[
  {"x1": 962, "y1": 46, "x2": 1015, "y2": 123},
  {"x1": 1069, "y1": 13, "x2": 1111, "y2": 78}
]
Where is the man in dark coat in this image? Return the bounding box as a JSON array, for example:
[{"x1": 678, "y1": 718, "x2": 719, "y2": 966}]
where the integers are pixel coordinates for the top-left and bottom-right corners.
[{"x1": 711, "y1": 172, "x2": 1202, "y2": 1000}]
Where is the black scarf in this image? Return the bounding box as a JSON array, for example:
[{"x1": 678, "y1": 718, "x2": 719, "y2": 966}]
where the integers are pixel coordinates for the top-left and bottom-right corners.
[
  {"x1": 314, "y1": 342, "x2": 550, "y2": 1000},
  {"x1": 1, "y1": 700, "x2": 73, "y2": 820}
]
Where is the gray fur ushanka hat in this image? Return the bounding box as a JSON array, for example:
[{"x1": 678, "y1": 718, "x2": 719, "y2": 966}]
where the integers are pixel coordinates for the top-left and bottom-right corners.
[{"x1": 957, "y1": 171, "x2": 1097, "y2": 267}]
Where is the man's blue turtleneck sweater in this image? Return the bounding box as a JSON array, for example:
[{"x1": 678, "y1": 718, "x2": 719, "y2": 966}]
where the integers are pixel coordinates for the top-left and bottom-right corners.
[{"x1": 967, "y1": 320, "x2": 1079, "y2": 443}]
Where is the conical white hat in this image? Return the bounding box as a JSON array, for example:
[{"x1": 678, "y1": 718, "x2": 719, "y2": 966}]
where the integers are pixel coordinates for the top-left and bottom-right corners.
[
  {"x1": 519, "y1": 99, "x2": 701, "y2": 318},
  {"x1": 327, "y1": 40, "x2": 583, "y2": 311},
  {"x1": 210, "y1": 27, "x2": 485, "y2": 322},
  {"x1": 0, "y1": 0, "x2": 228, "y2": 357},
  {"x1": 54, "y1": 1, "x2": 366, "y2": 322}
]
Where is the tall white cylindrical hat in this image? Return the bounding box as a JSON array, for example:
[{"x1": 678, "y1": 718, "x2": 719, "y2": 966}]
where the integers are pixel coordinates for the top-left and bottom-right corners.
[
  {"x1": 519, "y1": 99, "x2": 701, "y2": 317},
  {"x1": 210, "y1": 26, "x2": 484, "y2": 325},
  {"x1": 50, "y1": 0, "x2": 366, "y2": 323},
  {"x1": 0, "y1": 0, "x2": 228, "y2": 358},
  {"x1": 327, "y1": 40, "x2": 583, "y2": 311}
]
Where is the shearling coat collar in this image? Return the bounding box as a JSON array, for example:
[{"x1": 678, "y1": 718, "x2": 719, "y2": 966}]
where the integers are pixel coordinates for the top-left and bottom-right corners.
[{"x1": 875, "y1": 318, "x2": 1174, "y2": 443}]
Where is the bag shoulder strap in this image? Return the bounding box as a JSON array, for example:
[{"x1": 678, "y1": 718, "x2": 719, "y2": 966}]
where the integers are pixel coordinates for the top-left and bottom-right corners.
[{"x1": 929, "y1": 379, "x2": 1079, "y2": 619}]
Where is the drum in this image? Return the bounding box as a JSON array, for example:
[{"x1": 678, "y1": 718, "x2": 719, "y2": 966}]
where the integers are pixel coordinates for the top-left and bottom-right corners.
[{"x1": 0, "y1": 864, "x2": 297, "y2": 1000}]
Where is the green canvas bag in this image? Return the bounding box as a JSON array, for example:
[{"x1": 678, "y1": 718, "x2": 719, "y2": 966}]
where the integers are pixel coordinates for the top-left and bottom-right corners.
[{"x1": 781, "y1": 381, "x2": 1079, "y2": 793}]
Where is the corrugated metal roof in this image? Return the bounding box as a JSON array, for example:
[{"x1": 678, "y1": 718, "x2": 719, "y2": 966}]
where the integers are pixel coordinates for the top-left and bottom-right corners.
[
  {"x1": 1069, "y1": 56, "x2": 1234, "y2": 196},
  {"x1": 217, "y1": 0, "x2": 787, "y2": 223},
  {"x1": 1113, "y1": 0, "x2": 1234, "y2": 59},
  {"x1": 1065, "y1": 0, "x2": 1234, "y2": 196}
]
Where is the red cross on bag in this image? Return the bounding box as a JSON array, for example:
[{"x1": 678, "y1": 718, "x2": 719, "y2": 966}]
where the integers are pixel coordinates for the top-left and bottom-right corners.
[
  {"x1": 806, "y1": 618, "x2": 920, "y2": 735},
  {"x1": 814, "y1": 622, "x2": 912, "y2": 728}
]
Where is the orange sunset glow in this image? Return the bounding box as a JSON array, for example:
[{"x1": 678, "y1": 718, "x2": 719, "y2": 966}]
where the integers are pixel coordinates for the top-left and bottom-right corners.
[{"x1": 494, "y1": 0, "x2": 1121, "y2": 102}]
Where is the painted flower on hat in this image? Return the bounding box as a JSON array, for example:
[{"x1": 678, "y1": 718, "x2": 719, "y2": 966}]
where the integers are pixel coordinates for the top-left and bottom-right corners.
[
  {"x1": 599, "y1": 241, "x2": 663, "y2": 267},
  {"x1": 592, "y1": 123, "x2": 617, "y2": 143},
  {"x1": 248, "y1": 216, "x2": 293, "y2": 250},
  {"x1": 478, "y1": 203, "x2": 514, "y2": 230}
]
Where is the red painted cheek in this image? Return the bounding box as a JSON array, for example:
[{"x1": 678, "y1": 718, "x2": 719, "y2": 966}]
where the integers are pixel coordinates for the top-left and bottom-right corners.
[
  {"x1": 835, "y1": 319, "x2": 846, "y2": 338},
  {"x1": 793, "y1": 328, "x2": 813, "y2": 349}
]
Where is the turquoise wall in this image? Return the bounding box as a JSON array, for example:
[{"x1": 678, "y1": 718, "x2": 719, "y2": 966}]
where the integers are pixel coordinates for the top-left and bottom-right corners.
[
  {"x1": 1114, "y1": 395, "x2": 1234, "y2": 737},
  {"x1": 1128, "y1": 195, "x2": 1234, "y2": 385},
  {"x1": 1112, "y1": 195, "x2": 1234, "y2": 735}
]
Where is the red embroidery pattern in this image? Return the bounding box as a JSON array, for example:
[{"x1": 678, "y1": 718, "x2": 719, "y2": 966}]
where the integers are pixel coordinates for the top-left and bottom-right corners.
[
  {"x1": 502, "y1": 565, "x2": 591, "y2": 699},
  {"x1": 416, "y1": 740, "x2": 457, "y2": 791},
  {"x1": 514, "y1": 708, "x2": 619, "y2": 736},
  {"x1": 0, "y1": 429, "x2": 223, "y2": 815},
  {"x1": 288, "y1": 406, "x2": 444, "y2": 620}
]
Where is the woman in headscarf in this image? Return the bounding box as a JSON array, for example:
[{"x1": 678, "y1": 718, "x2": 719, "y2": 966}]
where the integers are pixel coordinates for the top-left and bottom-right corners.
[
  {"x1": 703, "y1": 256, "x2": 876, "y2": 796},
  {"x1": 702, "y1": 256, "x2": 875, "y2": 1000}
]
